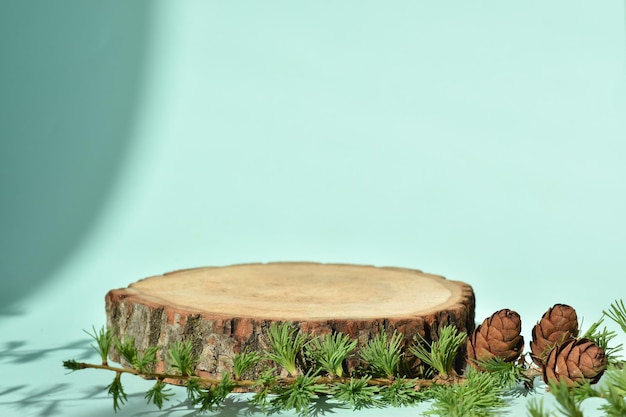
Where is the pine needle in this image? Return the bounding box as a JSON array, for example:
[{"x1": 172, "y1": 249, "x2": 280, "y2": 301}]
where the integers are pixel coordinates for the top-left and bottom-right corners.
[
  {"x1": 264, "y1": 322, "x2": 307, "y2": 376},
  {"x1": 359, "y1": 328, "x2": 404, "y2": 378},
  {"x1": 604, "y1": 299, "x2": 626, "y2": 334},
  {"x1": 410, "y1": 325, "x2": 466, "y2": 377},
  {"x1": 305, "y1": 332, "x2": 357, "y2": 377}
]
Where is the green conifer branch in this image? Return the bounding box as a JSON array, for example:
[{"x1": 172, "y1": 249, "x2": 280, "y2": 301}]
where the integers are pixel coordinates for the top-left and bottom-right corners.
[
  {"x1": 604, "y1": 299, "x2": 626, "y2": 335},
  {"x1": 83, "y1": 325, "x2": 112, "y2": 366},
  {"x1": 64, "y1": 298, "x2": 626, "y2": 416},
  {"x1": 264, "y1": 322, "x2": 307, "y2": 376},
  {"x1": 332, "y1": 376, "x2": 382, "y2": 410},
  {"x1": 167, "y1": 340, "x2": 198, "y2": 376},
  {"x1": 305, "y1": 331, "x2": 357, "y2": 377},
  {"x1": 410, "y1": 325, "x2": 467, "y2": 377},
  {"x1": 359, "y1": 328, "x2": 404, "y2": 378},
  {"x1": 106, "y1": 371, "x2": 127, "y2": 412},
  {"x1": 233, "y1": 350, "x2": 262, "y2": 379},
  {"x1": 144, "y1": 379, "x2": 173, "y2": 410}
]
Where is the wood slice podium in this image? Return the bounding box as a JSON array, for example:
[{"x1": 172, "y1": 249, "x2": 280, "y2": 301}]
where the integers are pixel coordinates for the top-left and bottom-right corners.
[{"x1": 106, "y1": 262, "x2": 475, "y2": 379}]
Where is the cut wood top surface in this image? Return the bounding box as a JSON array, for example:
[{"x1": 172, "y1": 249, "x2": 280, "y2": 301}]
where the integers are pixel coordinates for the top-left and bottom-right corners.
[{"x1": 123, "y1": 263, "x2": 469, "y2": 321}]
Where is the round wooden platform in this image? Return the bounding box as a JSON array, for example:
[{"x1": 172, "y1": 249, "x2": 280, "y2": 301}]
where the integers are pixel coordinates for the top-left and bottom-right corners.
[{"x1": 105, "y1": 262, "x2": 475, "y2": 379}]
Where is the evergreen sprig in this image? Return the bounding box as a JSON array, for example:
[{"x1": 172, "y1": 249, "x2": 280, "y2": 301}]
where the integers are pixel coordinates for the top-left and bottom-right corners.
[
  {"x1": 332, "y1": 376, "x2": 381, "y2": 410},
  {"x1": 380, "y1": 378, "x2": 423, "y2": 407},
  {"x1": 64, "y1": 298, "x2": 626, "y2": 416},
  {"x1": 63, "y1": 359, "x2": 84, "y2": 371},
  {"x1": 473, "y1": 356, "x2": 526, "y2": 391},
  {"x1": 84, "y1": 325, "x2": 112, "y2": 365},
  {"x1": 526, "y1": 397, "x2": 549, "y2": 417},
  {"x1": 359, "y1": 328, "x2": 404, "y2": 378},
  {"x1": 270, "y1": 371, "x2": 328, "y2": 416},
  {"x1": 115, "y1": 336, "x2": 159, "y2": 373},
  {"x1": 604, "y1": 299, "x2": 626, "y2": 334},
  {"x1": 107, "y1": 372, "x2": 128, "y2": 412},
  {"x1": 251, "y1": 367, "x2": 278, "y2": 412},
  {"x1": 144, "y1": 379, "x2": 173, "y2": 410},
  {"x1": 582, "y1": 318, "x2": 623, "y2": 365},
  {"x1": 185, "y1": 377, "x2": 203, "y2": 402},
  {"x1": 426, "y1": 366, "x2": 508, "y2": 417},
  {"x1": 305, "y1": 332, "x2": 357, "y2": 377},
  {"x1": 167, "y1": 340, "x2": 197, "y2": 376},
  {"x1": 410, "y1": 325, "x2": 466, "y2": 377},
  {"x1": 264, "y1": 322, "x2": 307, "y2": 376},
  {"x1": 598, "y1": 365, "x2": 626, "y2": 416},
  {"x1": 233, "y1": 350, "x2": 262, "y2": 379},
  {"x1": 115, "y1": 336, "x2": 138, "y2": 367},
  {"x1": 548, "y1": 379, "x2": 585, "y2": 417},
  {"x1": 196, "y1": 372, "x2": 236, "y2": 412}
]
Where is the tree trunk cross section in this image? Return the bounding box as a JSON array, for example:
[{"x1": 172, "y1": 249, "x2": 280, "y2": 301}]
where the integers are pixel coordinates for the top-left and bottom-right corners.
[{"x1": 106, "y1": 262, "x2": 475, "y2": 380}]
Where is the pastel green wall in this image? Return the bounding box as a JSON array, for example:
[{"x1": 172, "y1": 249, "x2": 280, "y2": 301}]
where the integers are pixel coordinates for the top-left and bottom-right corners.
[
  {"x1": 0, "y1": 1, "x2": 151, "y2": 310},
  {"x1": 1, "y1": 1, "x2": 624, "y2": 320}
]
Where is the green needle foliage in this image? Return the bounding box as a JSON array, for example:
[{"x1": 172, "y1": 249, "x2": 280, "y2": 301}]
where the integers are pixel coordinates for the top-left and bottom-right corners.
[
  {"x1": 114, "y1": 336, "x2": 159, "y2": 373},
  {"x1": 167, "y1": 340, "x2": 197, "y2": 376},
  {"x1": 107, "y1": 372, "x2": 127, "y2": 412},
  {"x1": 526, "y1": 397, "x2": 549, "y2": 417},
  {"x1": 380, "y1": 378, "x2": 423, "y2": 407},
  {"x1": 582, "y1": 318, "x2": 623, "y2": 365},
  {"x1": 136, "y1": 346, "x2": 159, "y2": 373},
  {"x1": 473, "y1": 356, "x2": 526, "y2": 391},
  {"x1": 251, "y1": 367, "x2": 278, "y2": 412},
  {"x1": 64, "y1": 298, "x2": 626, "y2": 416},
  {"x1": 196, "y1": 372, "x2": 236, "y2": 412},
  {"x1": 62, "y1": 359, "x2": 83, "y2": 371},
  {"x1": 604, "y1": 299, "x2": 626, "y2": 334},
  {"x1": 115, "y1": 336, "x2": 138, "y2": 367},
  {"x1": 332, "y1": 376, "x2": 381, "y2": 410},
  {"x1": 598, "y1": 365, "x2": 626, "y2": 416},
  {"x1": 270, "y1": 371, "x2": 328, "y2": 416},
  {"x1": 264, "y1": 322, "x2": 307, "y2": 376},
  {"x1": 359, "y1": 328, "x2": 404, "y2": 378},
  {"x1": 185, "y1": 377, "x2": 203, "y2": 402},
  {"x1": 548, "y1": 379, "x2": 585, "y2": 417},
  {"x1": 233, "y1": 350, "x2": 262, "y2": 379},
  {"x1": 410, "y1": 325, "x2": 467, "y2": 377},
  {"x1": 305, "y1": 332, "x2": 357, "y2": 377},
  {"x1": 427, "y1": 366, "x2": 508, "y2": 417},
  {"x1": 84, "y1": 325, "x2": 112, "y2": 365},
  {"x1": 144, "y1": 379, "x2": 173, "y2": 410}
]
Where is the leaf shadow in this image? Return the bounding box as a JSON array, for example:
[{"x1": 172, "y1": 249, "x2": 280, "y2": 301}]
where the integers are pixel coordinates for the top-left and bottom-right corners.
[
  {"x1": 0, "y1": 381, "x2": 147, "y2": 417},
  {"x1": 131, "y1": 394, "x2": 347, "y2": 417},
  {"x1": 0, "y1": 338, "x2": 102, "y2": 416},
  {"x1": 0, "y1": 338, "x2": 94, "y2": 365}
]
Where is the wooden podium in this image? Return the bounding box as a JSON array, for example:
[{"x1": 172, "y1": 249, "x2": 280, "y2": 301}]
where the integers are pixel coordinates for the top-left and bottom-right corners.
[{"x1": 106, "y1": 262, "x2": 475, "y2": 378}]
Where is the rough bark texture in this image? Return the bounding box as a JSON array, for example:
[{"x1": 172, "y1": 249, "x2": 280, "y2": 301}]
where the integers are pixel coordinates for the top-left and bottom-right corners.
[{"x1": 105, "y1": 262, "x2": 475, "y2": 381}]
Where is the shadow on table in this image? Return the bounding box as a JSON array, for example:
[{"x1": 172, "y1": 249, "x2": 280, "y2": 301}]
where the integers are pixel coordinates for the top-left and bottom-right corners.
[
  {"x1": 0, "y1": 381, "x2": 151, "y2": 417},
  {"x1": 0, "y1": 338, "x2": 100, "y2": 416},
  {"x1": 0, "y1": 338, "x2": 94, "y2": 365},
  {"x1": 131, "y1": 395, "x2": 345, "y2": 417}
]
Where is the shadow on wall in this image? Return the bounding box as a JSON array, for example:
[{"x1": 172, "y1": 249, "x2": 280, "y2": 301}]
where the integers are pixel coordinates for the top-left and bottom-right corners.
[{"x1": 0, "y1": 1, "x2": 153, "y2": 312}]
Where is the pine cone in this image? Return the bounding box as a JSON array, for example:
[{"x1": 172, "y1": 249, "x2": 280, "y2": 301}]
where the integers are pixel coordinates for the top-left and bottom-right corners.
[
  {"x1": 542, "y1": 338, "x2": 607, "y2": 387},
  {"x1": 530, "y1": 304, "x2": 579, "y2": 366},
  {"x1": 466, "y1": 309, "x2": 524, "y2": 367}
]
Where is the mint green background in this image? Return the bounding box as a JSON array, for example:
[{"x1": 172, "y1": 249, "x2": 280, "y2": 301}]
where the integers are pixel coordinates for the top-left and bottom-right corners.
[{"x1": 1, "y1": 1, "x2": 625, "y2": 416}]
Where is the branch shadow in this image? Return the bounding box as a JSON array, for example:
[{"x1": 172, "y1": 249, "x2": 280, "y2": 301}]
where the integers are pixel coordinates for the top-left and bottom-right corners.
[
  {"x1": 0, "y1": 338, "x2": 94, "y2": 365},
  {"x1": 0, "y1": 382, "x2": 149, "y2": 417},
  {"x1": 0, "y1": 338, "x2": 102, "y2": 417},
  {"x1": 131, "y1": 394, "x2": 347, "y2": 417}
]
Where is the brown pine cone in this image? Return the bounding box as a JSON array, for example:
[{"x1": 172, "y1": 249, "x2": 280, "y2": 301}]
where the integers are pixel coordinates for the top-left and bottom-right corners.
[
  {"x1": 530, "y1": 304, "x2": 579, "y2": 366},
  {"x1": 542, "y1": 338, "x2": 607, "y2": 387},
  {"x1": 466, "y1": 309, "x2": 524, "y2": 368}
]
